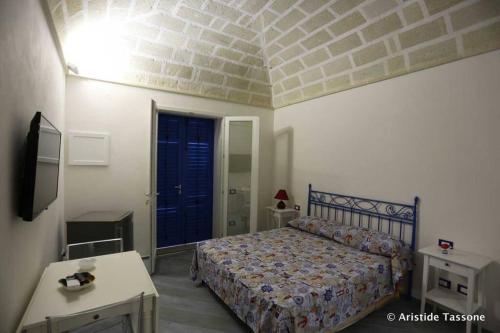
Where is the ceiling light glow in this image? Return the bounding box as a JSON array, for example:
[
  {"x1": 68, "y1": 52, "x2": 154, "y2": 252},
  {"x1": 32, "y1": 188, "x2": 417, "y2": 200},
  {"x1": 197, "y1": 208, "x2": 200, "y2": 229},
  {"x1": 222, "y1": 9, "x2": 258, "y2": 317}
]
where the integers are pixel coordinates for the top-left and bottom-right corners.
[{"x1": 64, "y1": 20, "x2": 130, "y2": 80}]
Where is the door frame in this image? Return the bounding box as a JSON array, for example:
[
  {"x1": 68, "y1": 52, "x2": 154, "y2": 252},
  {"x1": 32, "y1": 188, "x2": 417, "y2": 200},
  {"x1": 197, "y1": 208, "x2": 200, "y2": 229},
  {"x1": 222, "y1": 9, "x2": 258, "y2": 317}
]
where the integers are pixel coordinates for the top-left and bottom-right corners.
[
  {"x1": 149, "y1": 103, "x2": 224, "y2": 271},
  {"x1": 222, "y1": 116, "x2": 260, "y2": 237},
  {"x1": 149, "y1": 101, "x2": 158, "y2": 274}
]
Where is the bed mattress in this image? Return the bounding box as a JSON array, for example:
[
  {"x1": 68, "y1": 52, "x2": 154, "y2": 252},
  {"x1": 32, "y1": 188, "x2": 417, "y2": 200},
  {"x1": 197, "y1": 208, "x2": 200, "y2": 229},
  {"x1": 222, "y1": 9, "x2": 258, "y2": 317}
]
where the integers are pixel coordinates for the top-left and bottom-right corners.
[{"x1": 191, "y1": 227, "x2": 396, "y2": 332}]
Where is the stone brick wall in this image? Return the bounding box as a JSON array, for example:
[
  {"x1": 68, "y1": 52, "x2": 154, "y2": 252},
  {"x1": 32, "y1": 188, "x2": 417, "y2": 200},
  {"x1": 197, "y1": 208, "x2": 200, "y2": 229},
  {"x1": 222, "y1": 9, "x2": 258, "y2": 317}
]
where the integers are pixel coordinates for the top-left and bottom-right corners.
[
  {"x1": 46, "y1": 0, "x2": 500, "y2": 109},
  {"x1": 263, "y1": 0, "x2": 500, "y2": 108},
  {"x1": 46, "y1": 0, "x2": 273, "y2": 108}
]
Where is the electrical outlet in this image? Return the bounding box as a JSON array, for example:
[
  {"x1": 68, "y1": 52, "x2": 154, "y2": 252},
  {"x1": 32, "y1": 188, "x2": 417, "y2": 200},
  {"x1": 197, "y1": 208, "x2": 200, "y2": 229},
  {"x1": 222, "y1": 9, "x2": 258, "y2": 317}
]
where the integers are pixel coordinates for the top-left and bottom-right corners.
[
  {"x1": 457, "y1": 284, "x2": 468, "y2": 295},
  {"x1": 294, "y1": 205, "x2": 300, "y2": 211},
  {"x1": 438, "y1": 238, "x2": 454, "y2": 249},
  {"x1": 438, "y1": 277, "x2": 451, "y2": 289}
]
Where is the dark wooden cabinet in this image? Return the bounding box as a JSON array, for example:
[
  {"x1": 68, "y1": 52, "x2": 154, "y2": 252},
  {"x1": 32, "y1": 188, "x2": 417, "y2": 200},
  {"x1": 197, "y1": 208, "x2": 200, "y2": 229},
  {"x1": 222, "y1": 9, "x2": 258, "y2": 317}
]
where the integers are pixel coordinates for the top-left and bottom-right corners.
[{"x1": 66, "y1": 211, "x2": 134, "y2": 251}]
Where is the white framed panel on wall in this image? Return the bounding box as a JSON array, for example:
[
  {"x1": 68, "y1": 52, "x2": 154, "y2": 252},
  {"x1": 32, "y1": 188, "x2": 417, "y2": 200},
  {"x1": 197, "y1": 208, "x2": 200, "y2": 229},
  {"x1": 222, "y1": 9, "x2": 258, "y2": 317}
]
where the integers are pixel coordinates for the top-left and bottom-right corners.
[{"x1": 68, "y1": 131, "x2": 110, "y2": 166}]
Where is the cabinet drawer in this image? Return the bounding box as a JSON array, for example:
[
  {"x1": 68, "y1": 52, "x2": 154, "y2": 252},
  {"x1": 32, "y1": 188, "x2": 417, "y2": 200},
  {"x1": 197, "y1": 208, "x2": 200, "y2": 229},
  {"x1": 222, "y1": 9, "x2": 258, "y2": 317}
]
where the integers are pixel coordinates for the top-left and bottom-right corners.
[{"x1": 429, "y1": 257, "x2": 471, "y2": 277}]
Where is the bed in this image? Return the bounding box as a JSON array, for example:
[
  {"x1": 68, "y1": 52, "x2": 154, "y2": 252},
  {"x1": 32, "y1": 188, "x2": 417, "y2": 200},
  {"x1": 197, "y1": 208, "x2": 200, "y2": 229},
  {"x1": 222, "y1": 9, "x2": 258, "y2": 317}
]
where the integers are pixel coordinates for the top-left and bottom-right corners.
[{"x1": 191, "y1": 185, "x2": 419, "y2": 332}]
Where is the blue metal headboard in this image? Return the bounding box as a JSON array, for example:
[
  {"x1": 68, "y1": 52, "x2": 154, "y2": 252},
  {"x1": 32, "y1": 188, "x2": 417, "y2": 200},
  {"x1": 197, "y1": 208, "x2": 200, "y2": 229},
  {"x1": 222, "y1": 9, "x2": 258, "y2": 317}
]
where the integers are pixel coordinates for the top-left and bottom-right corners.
[{"x1": 307, "y1": 184, "x2": 419, "y2": 297}]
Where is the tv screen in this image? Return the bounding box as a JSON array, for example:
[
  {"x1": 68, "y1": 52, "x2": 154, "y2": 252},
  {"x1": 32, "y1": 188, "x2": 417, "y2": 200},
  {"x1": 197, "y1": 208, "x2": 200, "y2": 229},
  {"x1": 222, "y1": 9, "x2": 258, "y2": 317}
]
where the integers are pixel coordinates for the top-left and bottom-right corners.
[{"x1": 20, "y1": 112, "x2": 61, "y2": 221}]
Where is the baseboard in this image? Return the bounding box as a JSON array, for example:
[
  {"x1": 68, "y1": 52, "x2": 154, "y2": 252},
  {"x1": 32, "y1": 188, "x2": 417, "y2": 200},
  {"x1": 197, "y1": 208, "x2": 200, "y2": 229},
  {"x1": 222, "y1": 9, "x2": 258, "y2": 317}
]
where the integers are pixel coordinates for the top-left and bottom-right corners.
[{"x1": 156, "y1": 243, "x2": 196, "y2": 256}]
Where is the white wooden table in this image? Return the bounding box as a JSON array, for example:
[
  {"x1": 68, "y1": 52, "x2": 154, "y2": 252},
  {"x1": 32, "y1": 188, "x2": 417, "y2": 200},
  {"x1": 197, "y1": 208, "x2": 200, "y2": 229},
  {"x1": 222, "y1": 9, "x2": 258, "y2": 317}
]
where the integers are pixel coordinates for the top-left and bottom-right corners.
[
  {"x1": 266, "y1": 206, "x2": 300, "y2": 229},
  {"x1": 418, "y1": 245, "x2": 491, "y2": 333},
  {"x1": 16, "y1": 251, "x2": 159, "y2": 333}
]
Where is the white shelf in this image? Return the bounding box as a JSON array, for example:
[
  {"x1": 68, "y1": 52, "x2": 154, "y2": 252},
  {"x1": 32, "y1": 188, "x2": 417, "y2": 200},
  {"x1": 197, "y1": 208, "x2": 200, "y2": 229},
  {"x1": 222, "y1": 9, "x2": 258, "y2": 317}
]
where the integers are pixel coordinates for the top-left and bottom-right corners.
[
  {"x1": 418, "y1": 245, "x2": 492, "y2": 271},
  {"x1": 265, "y1": 207, "x2": 300, "y2": 229},
  {"x1": 426, "y1": 288, "x2": 480, "y2": 314}
]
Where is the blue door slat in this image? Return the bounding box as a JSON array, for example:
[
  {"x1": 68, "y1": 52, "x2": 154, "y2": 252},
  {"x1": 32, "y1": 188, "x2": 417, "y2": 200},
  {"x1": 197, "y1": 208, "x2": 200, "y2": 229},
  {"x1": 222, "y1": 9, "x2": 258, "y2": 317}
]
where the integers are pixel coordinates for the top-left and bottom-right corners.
[
  {"x1": 156, "y1": 115, "x2": 183, "y2": 247},
  {"x1": 183, "y1": 117, "x2": 214, "y2": 244},
  {"x1": 156, "y1": 114, "x2": 213, "y2": 247}
]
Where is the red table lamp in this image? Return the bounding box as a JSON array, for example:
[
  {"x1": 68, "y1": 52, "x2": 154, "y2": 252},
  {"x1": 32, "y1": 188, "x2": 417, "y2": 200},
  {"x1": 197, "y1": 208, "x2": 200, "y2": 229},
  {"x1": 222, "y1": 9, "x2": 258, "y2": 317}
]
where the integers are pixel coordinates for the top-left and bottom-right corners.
[{"x1": 274, "y1": 189, "x2": 289, "y2": 209}]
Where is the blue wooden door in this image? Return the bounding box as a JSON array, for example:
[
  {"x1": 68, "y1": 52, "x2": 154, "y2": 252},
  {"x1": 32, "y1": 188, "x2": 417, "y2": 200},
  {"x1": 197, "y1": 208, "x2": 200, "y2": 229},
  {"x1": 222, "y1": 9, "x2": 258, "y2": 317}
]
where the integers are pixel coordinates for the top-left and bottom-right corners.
[{"x1": 156, "y1": 114, "x2": 214, "y2": 247}]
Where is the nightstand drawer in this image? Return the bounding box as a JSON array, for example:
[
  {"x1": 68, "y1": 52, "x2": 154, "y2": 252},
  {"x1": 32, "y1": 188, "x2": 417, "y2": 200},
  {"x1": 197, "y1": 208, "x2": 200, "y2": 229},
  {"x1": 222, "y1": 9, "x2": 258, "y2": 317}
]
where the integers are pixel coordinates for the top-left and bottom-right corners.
[{"x1": 429, "y1": 257, "x2": 471, "y2": 276}]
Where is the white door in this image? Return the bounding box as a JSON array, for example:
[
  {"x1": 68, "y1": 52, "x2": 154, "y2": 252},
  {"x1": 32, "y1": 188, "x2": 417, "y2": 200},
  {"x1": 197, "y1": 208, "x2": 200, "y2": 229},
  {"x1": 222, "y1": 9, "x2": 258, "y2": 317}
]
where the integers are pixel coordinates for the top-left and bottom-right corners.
[
  {"x1": 149, "y1": 100, "x2": 159, "y2": 274},
  {"x1": 222, "y1": 117, "x2": 259, "y2": 236}
]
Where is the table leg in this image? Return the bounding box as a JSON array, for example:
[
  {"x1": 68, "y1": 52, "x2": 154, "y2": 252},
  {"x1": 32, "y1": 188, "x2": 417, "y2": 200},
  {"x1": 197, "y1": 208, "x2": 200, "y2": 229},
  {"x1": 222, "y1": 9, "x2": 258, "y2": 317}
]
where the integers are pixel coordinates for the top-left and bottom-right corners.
[
  {"x1": 432, "y1": 267, "x2": 439, "y2": 313},
  {"x1": 155, "y1": 296, "x2": 159, "y2": 333},
  {"x1": 143, "y1": 311, "x2": 153, "y2": 333},
  {"x1": 466, "y1": 271, "x2": 475, "y2": 333},
  {"x1": 420, "y1": 255, "x2": 429, "y2": 314},
  {"x1": 141, "y1": 296, "x2": 158, "y2": 333},
  {"x1": 477, "y1": 270, "x2": 484, "y2": 333}
]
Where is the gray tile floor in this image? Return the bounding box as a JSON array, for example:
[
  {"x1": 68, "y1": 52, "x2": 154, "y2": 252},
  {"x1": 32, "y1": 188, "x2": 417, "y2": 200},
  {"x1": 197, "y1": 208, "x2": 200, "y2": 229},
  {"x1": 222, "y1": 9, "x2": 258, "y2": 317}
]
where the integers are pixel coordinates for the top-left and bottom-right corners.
[{"x1": 152, "y1": 250, "x2": 484, "y2": 333}]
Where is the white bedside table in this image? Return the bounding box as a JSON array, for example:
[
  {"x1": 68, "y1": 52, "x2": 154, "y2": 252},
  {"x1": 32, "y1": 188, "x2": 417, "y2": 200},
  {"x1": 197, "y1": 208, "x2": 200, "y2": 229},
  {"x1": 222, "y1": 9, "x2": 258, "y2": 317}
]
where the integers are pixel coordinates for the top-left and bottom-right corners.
[
  {"x1": 418, "y1": 245, "x2": 492, "y2": 333},
  {"x1": 266, "y1": 207, "x2": 299, "y2": 229}
]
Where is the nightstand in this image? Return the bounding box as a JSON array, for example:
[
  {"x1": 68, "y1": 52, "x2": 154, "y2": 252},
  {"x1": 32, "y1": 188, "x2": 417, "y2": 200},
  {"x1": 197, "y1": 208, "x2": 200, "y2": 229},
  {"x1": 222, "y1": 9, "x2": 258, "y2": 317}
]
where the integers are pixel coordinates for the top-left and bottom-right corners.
[
  {"x1": 266, "y1": 207, "x2": 299, "y2": 229},
  {"x1": 418, "y1": 245, "x2": 492, "y2": 333}
]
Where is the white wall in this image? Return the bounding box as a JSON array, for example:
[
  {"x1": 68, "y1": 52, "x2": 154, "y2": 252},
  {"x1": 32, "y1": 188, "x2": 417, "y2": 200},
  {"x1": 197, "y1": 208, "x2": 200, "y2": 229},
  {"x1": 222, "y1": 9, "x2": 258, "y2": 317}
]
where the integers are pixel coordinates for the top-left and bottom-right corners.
[
  {"x1": 273, "y1": 50, "x2": 500, "y2": 331},
  {"x1": 0, "y1": 1, "x2": 66, "y2": 332},
  {"x1": 64, "y1": 76, "x2": 274, "y2": 257}
]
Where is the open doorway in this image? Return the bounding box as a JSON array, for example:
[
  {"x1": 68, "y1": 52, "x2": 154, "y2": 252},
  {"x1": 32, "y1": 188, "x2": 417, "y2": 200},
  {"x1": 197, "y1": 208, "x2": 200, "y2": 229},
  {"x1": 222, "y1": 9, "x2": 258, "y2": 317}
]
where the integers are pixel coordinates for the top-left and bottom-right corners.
[
  {"x1": 150, "y1": 102, "x2": 222, "y2": 273},
  {"x1": 149, "y1": 102, "x2": 260, "y2": 273},
  {"x1": 222, "y1": 117, "x2": 259, "y2": 237}
]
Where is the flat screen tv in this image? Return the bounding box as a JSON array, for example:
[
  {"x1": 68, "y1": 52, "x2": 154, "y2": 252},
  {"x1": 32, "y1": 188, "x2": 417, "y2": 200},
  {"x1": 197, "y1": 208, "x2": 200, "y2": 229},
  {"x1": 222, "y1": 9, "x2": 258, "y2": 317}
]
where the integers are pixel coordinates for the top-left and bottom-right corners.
[{"x1": 20, "y1": 112, "x2": 61, "y2": 221}]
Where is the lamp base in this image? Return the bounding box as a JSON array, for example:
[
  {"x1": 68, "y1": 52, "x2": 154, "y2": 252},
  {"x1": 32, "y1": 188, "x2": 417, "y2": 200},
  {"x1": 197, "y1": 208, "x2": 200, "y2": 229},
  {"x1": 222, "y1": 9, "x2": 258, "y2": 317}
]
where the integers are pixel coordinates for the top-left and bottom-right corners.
[{"x1": 276, "y1": 201, "x2": 286, "y2": 209}]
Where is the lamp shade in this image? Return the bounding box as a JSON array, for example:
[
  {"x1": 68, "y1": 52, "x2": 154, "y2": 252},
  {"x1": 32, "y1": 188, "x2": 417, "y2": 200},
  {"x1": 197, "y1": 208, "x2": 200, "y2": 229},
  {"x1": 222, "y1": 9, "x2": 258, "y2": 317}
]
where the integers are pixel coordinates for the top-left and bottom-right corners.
[{"x1": 274, "y1": 189, "x2": 289, "y2": 200}]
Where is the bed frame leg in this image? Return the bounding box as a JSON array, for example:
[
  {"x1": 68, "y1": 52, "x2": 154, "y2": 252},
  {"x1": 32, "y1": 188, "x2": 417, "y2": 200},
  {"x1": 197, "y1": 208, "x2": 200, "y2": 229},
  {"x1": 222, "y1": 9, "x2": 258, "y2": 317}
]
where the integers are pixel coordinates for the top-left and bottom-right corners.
[{"x1": 407, "y1": 272, "x2": 413, "y2": 300}]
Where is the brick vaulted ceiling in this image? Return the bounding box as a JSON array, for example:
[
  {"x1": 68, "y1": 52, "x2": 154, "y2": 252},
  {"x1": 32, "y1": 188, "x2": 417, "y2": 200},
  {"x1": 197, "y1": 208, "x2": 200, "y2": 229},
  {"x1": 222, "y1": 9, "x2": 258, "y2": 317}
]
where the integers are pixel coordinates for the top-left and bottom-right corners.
[{"x1": 47, "y1": 0, "x2": 500, "y2": 109}]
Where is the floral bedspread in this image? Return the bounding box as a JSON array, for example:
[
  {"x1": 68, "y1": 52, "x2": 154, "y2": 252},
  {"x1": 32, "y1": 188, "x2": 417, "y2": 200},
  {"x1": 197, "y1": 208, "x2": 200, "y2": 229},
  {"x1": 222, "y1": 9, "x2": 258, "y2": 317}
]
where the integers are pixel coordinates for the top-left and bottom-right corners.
[
  {"x1": 191, "y1": 227, "x2": 397, "y2": 332},
  {"x1": 287, "y1": 216, "x2": 413, "y2": 288}
]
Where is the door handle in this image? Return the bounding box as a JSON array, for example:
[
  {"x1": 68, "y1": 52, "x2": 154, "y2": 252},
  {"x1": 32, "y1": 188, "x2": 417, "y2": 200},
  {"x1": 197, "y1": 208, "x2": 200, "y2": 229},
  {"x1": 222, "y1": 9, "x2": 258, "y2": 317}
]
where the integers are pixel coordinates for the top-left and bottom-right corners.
[{"x1": 174, "y1": 184, "x2": 182, "y2": 195}]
